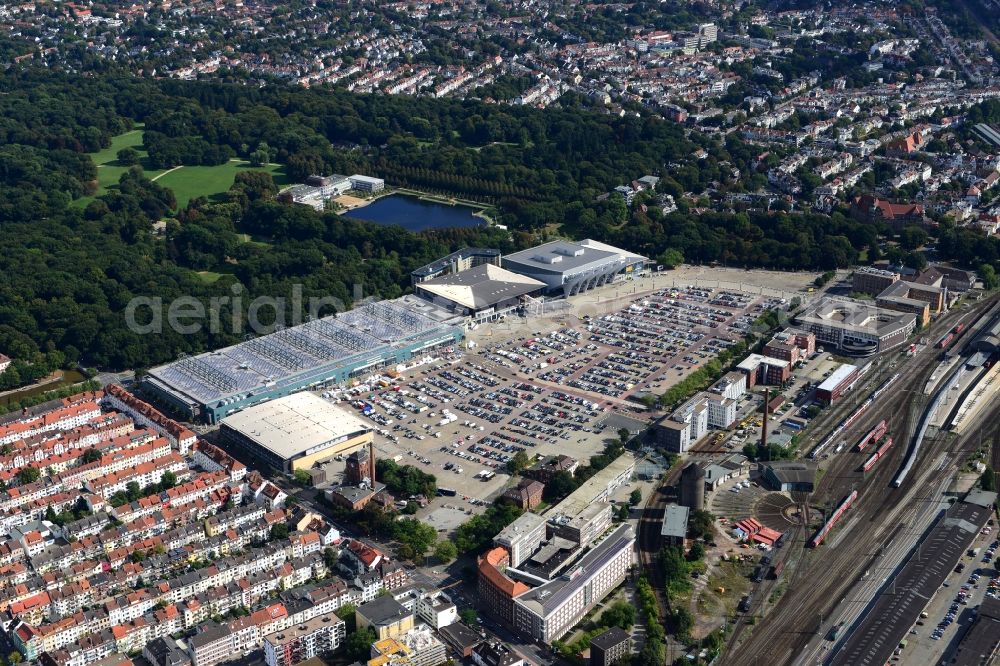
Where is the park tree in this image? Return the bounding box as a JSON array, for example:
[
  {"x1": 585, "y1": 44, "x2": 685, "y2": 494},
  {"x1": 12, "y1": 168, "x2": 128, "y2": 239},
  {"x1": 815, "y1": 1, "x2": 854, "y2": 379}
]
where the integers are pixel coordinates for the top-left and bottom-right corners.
[
  {"x1": 269, "y1": 523, "x2": 289, "y2": 541},
  {"x1": 981, "y1": 467, "x2": 996, "y2": 492},
  {"x1": 116, "y1": 147, "x2": 141, "y2": 166},
  {"x1": 629, "y1": 489, "x2": 642, "y2": 506},
  {"x1": 345, "y1": 627, "x2": 377, "y2": 662}
]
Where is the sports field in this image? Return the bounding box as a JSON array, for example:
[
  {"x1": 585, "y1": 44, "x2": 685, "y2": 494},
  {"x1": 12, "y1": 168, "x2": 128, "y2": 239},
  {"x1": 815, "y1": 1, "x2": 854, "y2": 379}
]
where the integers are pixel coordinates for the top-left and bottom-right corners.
[{"x1": 79, "y1": 126, "x2": 290, "y2": 208}]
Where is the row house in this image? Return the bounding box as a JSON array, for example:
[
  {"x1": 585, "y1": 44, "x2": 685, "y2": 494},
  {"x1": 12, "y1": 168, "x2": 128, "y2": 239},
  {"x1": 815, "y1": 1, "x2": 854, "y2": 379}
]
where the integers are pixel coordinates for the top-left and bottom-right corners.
[
  {"x1": 0, "y1": 398, "x2": 103, "y2": 446},
  {"x1": 103, "y1": 385, "x2": 196, "y2": 454},
  {"x1": 204, "y1": 504, "x2": 266, "y2": 537},
  {"x1": 191, "y1": 441, "x2": 247, "y2": 482},
  {"x1": 85, "y1": 453, "x2": 189, "y2": 499},
  {"x1": 1, "y1": 416, "x2": 135, "y2": 474}
]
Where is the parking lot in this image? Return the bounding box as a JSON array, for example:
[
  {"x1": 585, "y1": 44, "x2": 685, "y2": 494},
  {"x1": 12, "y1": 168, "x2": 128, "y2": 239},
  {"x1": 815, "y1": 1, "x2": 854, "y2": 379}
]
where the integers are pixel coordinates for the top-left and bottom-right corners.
[
  {"x1": 312, "y1": 347, "x2": 617, "y2": 523},
  {"x1": 894, "y1": 522, "x2": 998, "y2": 665}
]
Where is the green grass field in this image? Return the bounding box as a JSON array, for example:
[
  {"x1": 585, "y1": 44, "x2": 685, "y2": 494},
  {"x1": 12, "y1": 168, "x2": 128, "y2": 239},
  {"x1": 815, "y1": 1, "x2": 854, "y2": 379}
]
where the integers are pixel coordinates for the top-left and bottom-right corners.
[
  {"x1": 79, "y1": 126, "x2": 291, "y2": 209},
  {"x1": 155, "y1": 161, "x2": 290, "y2": 208}
]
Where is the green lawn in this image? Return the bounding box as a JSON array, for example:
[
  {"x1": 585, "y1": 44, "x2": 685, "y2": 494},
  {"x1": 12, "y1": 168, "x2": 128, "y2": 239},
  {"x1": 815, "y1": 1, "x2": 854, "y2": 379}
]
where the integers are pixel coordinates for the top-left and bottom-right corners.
[
  {"x1": 196, "y1": 271, "x2": 228, "y2": 284},
  {"x1": 78, "y1": 124, "x2": 291, "y2": 209},
  {"x1": 154, "y1": 161, "x2": 290, "y2": 208}
]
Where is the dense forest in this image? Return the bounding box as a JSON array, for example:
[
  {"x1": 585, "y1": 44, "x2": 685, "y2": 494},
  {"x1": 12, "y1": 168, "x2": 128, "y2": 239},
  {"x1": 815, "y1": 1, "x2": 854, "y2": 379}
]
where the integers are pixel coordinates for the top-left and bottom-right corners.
[{"x1": 0, "y1": 70, "x2": 998, "y2": 376}]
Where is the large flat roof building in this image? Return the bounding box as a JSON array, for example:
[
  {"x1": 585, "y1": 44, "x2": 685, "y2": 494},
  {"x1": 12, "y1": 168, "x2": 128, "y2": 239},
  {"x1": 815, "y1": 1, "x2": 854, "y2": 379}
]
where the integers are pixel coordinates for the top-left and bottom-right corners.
[
  {"x1": 415, "y1": 264, "x2": 546, "y2": 323},
  {"x1": 219, "y1": 392, "x2": 372, "y2": 473},
  {"x1": 501, "y1": 240, "x2": 646, "y2": 297},
  {"x1": 795, "y1": 296, "x2": 917, "y2": 358},
  {"x1": 144, "y1": 296, "x2": 464, "y2": 423},
  {"x1": 545, "y1": 454, "x2": 635, "y2": 519}
]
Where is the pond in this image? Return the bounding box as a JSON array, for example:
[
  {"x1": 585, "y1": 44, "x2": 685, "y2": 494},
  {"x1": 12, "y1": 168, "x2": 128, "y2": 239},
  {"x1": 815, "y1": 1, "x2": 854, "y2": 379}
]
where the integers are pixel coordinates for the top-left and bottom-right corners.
[
  {"x1": 342, "y1": 194, "x2": 485, "y2": 231},
  {"x1": 0, "y1": 370, "x2": 88, "y2": 411}
]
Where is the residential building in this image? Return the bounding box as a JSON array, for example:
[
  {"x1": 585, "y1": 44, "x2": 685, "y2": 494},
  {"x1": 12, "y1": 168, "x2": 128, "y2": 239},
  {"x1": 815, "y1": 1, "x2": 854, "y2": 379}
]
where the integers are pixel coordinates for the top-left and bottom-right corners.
[
  {"x1": 263, "y1": 613, "x2": 346, "y2": 666},
  {"x1": 501, "y1": 479, "x2": 544, "y2": 510},
  {"x1": 355, "y1": 596, "x2": 414, "y2": 640}
]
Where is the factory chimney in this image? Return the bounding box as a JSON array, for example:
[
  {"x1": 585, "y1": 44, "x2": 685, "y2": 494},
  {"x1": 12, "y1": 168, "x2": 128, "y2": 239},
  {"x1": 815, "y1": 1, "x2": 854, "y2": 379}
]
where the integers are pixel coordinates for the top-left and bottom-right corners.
[
  {"x1": 369, "y1": 441, "x2": 376, "y2": 486},
  {"x1": 760, "y1": 388, "x2": 770, "y2": 462}
]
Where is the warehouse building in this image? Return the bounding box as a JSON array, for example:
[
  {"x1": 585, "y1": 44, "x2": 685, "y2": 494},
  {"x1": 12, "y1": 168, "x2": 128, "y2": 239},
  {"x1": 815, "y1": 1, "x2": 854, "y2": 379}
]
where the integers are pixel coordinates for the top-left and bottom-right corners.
[
  {"x1": 760, "y1": 461, "x2": 815, "y2": 492},
  {"x1": 219, "y1": 392, "x2": 372, "y2": 473},
  {"x1": 815, "y1": 363, "x2": 860, "y2": 404},
  {"x1": 501, "y1": 239, "x2": 646, "y2": 297},
  {"x1": 415, "y1": 264, "x2": 546, "y2": 324},
  {"x1": 660, "y1": 504, "x2": 689, "y2": 547},
  {"x1": 144, "y1": 296, "x2": 464, "y2": 423},
  {"x1": 795, "y1": 297, "x2": 916, "y2": 357}
]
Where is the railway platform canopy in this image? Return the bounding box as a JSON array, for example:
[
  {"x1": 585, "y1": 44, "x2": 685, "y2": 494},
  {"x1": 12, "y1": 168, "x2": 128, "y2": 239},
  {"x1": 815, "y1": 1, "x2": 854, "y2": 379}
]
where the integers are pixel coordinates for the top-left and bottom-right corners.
[{"x1": 829, "y1": 491, "x2": 997, "y2": 666}]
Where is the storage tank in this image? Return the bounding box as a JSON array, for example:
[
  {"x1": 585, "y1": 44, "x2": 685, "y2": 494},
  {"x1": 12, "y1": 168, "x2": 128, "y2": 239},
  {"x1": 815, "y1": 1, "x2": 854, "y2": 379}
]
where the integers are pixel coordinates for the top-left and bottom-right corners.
[{"x1": 679, "y1": 462, "x2": 706, "y2": 511}]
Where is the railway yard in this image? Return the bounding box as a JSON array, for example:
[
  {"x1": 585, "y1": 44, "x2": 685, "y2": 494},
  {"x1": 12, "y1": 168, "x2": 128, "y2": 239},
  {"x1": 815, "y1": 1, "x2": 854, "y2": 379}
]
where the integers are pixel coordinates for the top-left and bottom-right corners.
[{"x1": 713, "y1": 296, "x2": 1000, "y2": 666}]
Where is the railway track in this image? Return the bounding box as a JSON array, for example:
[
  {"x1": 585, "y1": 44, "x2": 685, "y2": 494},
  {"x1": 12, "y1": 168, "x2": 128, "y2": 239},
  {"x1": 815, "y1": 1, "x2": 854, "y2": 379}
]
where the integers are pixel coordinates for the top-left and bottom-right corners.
[{"x1": 719, "y1": 295, "x2": 1000, "y2": 665}]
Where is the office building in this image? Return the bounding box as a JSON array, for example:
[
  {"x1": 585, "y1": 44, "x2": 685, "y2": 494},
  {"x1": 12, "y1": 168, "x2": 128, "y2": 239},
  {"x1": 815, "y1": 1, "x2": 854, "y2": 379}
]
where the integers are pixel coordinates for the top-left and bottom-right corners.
[
  {"x1": 852, "y1": 266, "x2": 901, "y2": 296},
  {"x1": 512, "y1": 524, "x2": 634, "y2": 642},
  {"x1": 348, "y1": 175, "x2": 385, "y2": 192},
  {"x1": 590, "y1": 626, "x2": 631, "y2": 666},
  {"x1": 795, "y1": 297, "x2": 917, "y2": 357},
  {"x1": 494, "y1": 513, "x2": 547, "y2": 568}
]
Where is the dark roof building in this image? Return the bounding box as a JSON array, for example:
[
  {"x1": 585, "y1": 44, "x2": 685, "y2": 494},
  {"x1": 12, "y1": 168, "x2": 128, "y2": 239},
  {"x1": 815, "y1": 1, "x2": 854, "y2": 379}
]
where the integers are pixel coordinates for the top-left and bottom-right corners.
[
  {"x1": 590, "y1": 626, "x2": 632, "y2": 666},
  {"x1": 947, "y1": 596, "x2": 1000, "y2": 666},
  {"x1": 438, "y1": 622, "x2": 484, "y2": 658}
]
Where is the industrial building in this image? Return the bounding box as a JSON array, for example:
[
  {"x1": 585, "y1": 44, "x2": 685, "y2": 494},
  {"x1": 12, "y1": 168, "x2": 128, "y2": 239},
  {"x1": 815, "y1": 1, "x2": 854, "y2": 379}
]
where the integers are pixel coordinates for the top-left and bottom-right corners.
[
  {"x1": 795, "y1": 297, "x2": 917, "y2": 357},
  {"x1": 144, "y1": 296, "x2": 464, "y2": 423},
  {"x1": 501, "y1": 239, "x2": 646, "y2": 297},
  {"x1": 511, "y1": 524, "x2": 634, "y2": 642},
  {"x1": 737, "y1": 353, "x2": 790, "y2": 386},
  {"x1": 948, "y1": 596, "x2": 1000, "y2": 666},
  {"x1": 760, "y1": 461, "x2": 815, "y2": 492},
  {"x1": 679, "y1": 463, "x2": 706, "y2": 511},
  {"x1": 415, "y1": 264, "x2": 546, "y2": 323},
  {"x1": 660, "y1": 504, "x2": 689, "y2": 547},
  {"x1": 218, "y1": 392, "x2": 372, "y2": 474},
  {"x1": 410, "y1": 248, "x2": 502, "y2": 285},
  {"x1": 815, "y1": 363, "x2": 860, "y2": 404}
]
